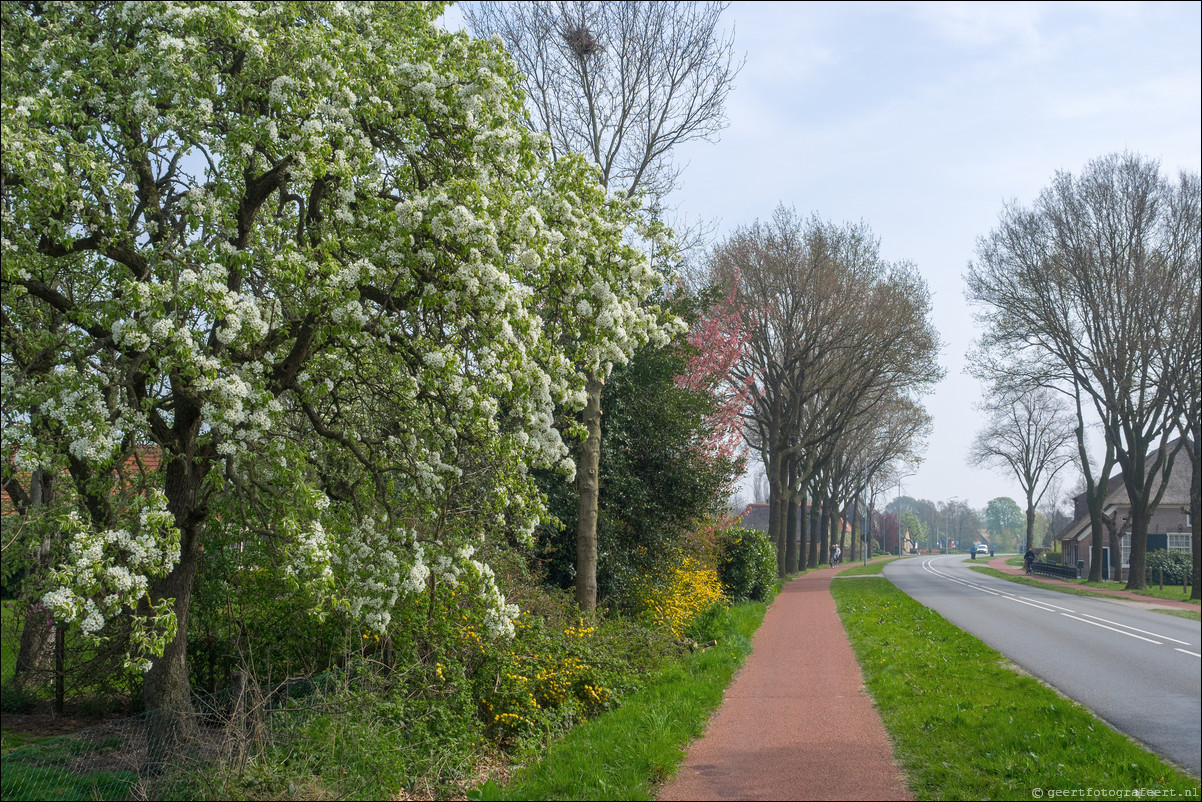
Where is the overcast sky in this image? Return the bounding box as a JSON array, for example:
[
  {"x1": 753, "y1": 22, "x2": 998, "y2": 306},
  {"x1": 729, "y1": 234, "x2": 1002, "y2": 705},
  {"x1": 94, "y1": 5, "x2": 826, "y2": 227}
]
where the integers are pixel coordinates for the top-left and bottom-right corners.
[{"x1": 444, "y1": 1, "x2": 1202, "y2": 512}]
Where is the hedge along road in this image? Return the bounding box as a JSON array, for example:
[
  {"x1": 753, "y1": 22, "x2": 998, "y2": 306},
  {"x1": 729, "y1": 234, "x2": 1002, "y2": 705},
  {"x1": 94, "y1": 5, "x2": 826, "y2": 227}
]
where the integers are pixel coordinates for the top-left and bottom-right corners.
[{"x1": 884, "y1": 554, "x2": 1202, "y2": 776}]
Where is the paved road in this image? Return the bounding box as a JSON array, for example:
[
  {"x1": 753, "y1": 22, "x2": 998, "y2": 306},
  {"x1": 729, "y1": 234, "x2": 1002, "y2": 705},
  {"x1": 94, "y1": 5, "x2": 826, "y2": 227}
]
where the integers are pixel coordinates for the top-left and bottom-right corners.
[{"x1": 885, "y1": 554, "x2": 1202, "y2": 776}]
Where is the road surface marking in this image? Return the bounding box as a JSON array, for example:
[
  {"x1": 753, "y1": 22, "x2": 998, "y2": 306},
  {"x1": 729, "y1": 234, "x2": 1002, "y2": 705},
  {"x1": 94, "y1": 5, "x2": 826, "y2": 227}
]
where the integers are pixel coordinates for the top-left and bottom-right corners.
[
  {"x1": 1174, "y1": 648, "x2": 1201, "y2": 658},
  {"x1": 1003, "y1": 596, "x2": 1062, "y2": 613},
  {"x1": 1016, "y1": 595, "x2": 1076, "y2": 613},
  {"x1": 921, "y1": 560, "x2": 1004, "y2": 595},
  {"x1": 1075, "y1": 613, "x2": 1191, "y2": 644},
  {"x1": 1061, "y1": 613, "x2": 1163, "y2": 644}
]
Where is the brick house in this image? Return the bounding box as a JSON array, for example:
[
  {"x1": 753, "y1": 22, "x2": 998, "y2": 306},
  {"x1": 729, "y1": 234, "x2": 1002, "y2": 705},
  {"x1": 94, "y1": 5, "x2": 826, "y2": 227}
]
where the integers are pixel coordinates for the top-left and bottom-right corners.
[{"x1": 1059, "y1": 444, "x2": 1193, "y2": 581}]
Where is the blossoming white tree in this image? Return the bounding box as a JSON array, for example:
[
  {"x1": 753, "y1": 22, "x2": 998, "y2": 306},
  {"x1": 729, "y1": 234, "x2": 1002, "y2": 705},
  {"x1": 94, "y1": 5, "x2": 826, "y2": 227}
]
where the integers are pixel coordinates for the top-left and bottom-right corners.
[{"x1": 1, "y1": 0, "x2": 676, "y2": 753}]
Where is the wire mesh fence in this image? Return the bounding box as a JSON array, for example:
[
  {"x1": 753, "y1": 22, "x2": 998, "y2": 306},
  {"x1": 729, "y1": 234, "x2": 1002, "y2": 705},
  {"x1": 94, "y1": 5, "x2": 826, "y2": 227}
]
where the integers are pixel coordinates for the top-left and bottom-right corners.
[
  {"x1": 1, "y1": 675, "x2": 326, "y2": 801},
  {"x1": 2, "y1": 712, "x2": 150, "y2": 801}
]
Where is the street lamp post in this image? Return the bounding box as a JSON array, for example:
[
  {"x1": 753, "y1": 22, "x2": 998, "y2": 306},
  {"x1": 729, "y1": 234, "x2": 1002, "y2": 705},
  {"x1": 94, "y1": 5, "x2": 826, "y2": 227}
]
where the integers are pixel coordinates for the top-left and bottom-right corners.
[
  {"x1": 862, "y1": 459, "x2": 869, "y2": 566},
  {"x1": 889, "y1": 472, "x2": 914, "y2": 557},
  {"x1": 895, "y1": 478, "x2": 904, "y2": 556},
  {"x1": 945, "y1": 496, "x2": 962, "y2": 554}
]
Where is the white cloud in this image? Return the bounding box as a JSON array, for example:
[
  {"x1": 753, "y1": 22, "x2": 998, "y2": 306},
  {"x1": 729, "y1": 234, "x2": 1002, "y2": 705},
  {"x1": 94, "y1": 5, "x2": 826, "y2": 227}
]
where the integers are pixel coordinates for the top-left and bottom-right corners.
[{"x1": 908, "y1": 0, "x2": 1048, "y2": 49}]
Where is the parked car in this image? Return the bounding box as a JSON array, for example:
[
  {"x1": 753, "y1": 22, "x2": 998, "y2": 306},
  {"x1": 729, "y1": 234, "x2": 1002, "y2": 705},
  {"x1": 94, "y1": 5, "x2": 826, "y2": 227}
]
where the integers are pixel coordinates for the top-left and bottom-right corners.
[{"x1": 975, "y1": 544, "x2": 990, "y2": 555}]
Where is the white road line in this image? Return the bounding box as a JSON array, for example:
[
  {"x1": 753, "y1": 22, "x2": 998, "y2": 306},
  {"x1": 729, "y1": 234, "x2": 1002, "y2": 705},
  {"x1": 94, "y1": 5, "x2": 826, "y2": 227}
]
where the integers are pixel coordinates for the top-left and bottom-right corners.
[
  {"x1": 1061, "y1": 613, "x2": 1163, "y2": 644},
  {"x1": 1016, "y1": 595, "x2": 1076, "y2": 613},
  {"x1": 1077, "y1": 613, "x2": 1191, "y2": 645},
  {"x1": 922, "y1": 561, "x2": 1004, "y2": 595},
  {"x1": 1003, "y1": 596, "x2": 1062, "y2": 613},
  {"x1": 920, "y1": 557, "x2": 1193, "y2": 654}
]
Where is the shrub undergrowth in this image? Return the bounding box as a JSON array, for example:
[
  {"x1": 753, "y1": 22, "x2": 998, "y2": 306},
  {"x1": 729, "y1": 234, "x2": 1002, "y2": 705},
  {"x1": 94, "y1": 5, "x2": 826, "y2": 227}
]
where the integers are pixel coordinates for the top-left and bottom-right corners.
[{"x1": 713, "y1": 527, "x2": 776, "y2": 601}]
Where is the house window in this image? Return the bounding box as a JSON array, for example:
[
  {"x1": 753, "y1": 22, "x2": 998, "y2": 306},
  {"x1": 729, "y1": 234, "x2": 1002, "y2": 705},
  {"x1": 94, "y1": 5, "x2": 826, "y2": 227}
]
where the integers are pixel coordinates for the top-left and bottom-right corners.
[
  {"x1": 1167, "y1": 534, "x2": 1191, "y2": 554},
  {"x1": 1121, "y1": 535, "x2": 1131, "y2": 569}
]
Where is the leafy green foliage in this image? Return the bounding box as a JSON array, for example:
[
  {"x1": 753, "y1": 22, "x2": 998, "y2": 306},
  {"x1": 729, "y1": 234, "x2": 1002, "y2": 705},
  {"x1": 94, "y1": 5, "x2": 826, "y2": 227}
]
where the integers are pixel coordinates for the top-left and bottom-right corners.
[
  {"x1": 985, "y1": 497, "x2": 1025, "y2": 552},
  {"x1": 534, "y1": 290, "x2": 743, "y2": 609},
  {"x1": 1145, "y1": 549, "x2": 1192, "y2": 586},
  {"x1": 713, "y1": 527, "x2": 776, "y2": 601},
  {"x1": 473, "y1": 599, "x2": 769, "y2": 801}
]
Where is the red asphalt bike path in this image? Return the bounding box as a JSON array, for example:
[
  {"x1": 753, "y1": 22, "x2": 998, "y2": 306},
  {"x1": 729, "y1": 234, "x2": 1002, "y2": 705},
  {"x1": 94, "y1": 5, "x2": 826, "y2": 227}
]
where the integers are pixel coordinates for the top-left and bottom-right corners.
[
  {"x1": 657, "y1": 562, "x2": 912, "y2": 802},
  {"x1": 657, "y1": 554, "x2": 1197, "y2": 801}
]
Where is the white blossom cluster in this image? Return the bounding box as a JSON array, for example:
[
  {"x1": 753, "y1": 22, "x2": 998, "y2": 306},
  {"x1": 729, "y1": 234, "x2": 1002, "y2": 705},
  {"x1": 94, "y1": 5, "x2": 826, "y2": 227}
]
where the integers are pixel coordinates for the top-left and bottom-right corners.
[
  {"x1": 331, "y1": 519, "x2": 421, "y2": 634},
  {"x1": 458, "y1": 552, "x2": 520, "y2": 640},
  {"x1": 40, "y1": 491, "x2": 181, "y2": 667},
  {"x1": 2, "y1": 1, "x2": 683, "y2": 666}
]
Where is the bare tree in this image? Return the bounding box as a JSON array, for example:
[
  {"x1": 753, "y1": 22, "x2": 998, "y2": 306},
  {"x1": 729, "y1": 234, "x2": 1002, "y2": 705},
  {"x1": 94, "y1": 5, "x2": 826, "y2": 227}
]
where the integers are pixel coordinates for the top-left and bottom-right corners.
[
  {"x1": 464, "y1": 1, "x2": 742, "y2": 611},
  {"x1": 1165, "y1": 173, "x2": 1201, "y2": 598},
  {"x1": 465, "y1": 1, "x2": 741, "y2": 202},
  {"x1": 968, "y1": 388, "x2": 1077, "y2": 552},
  {"x1": 1036, "y1": 478, "x2": 1073, "y2": 548},
  {"x1": 967, "y1": 152, "x2": 1201, "y2": 589},
  {"x1": 710, "y1": 207, "x2": 942, "y2": 574}
]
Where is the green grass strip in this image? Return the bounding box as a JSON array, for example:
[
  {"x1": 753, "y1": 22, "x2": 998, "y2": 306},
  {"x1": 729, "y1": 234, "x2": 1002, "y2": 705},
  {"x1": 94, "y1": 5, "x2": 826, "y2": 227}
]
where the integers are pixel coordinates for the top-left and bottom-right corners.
[
  {"x1": 835, "y1": 558, "x2": 894, "y2": 577},
  {"x1": 969, "y1": 567, "x2": 1201, "y2": 620},
  {"x1": 470, "y1": 600, "x2": 768, "y2": 801},
  {"x1": 832, "y1": 577, "x2": 1200, "y2": 799}
]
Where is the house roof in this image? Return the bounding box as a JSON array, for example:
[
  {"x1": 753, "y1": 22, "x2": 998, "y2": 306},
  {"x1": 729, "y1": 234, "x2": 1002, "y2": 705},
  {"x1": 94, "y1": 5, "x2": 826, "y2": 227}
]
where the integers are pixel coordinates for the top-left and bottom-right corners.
[
  {"x1": 1059, "y1": 441, "x2": 1193, "y2": 542},
  {"x1": 2, "y1": 445, "x2": 164, "y2": 516},
  {"x1": 736, "y1": 503, "x2": 770, "y2": 532}
]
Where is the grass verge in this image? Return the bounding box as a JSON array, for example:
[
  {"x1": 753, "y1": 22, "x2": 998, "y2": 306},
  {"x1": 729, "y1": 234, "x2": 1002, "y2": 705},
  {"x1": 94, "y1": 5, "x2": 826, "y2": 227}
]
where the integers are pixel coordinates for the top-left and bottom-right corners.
[
  {"x1": 470, "y1": 597, "x2": 771, "y2": 801},
  {"x1": 1075, "y1": 578, "x2": 1197, "y2": 604},
  {"x1": 969, "y1": 567, "x2": 1200, "y2": 620},
  {"x1": 835, "y1": 558, "x2": 895, "y2": 577},
  {"x1": 832, "y1": 577, "x2": 1200, "y2": 799}
]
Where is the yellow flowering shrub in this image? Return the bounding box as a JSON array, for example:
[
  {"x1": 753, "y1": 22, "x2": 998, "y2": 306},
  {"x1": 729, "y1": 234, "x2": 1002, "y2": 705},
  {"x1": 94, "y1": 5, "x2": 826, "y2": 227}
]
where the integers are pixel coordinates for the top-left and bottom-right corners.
[
  {"x1": 477, "y1": 614, "x2": 614, "y2": 741},
  {"x1": 636, "y1": 556, "x2": 726, "y2": 638}
]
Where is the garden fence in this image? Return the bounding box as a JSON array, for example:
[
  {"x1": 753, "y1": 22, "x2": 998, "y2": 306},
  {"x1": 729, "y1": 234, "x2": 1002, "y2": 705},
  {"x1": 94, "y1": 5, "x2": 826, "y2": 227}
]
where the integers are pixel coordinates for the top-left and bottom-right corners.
[{"x1": 1, "y1": 676, "x2": 317, "y2": 801}]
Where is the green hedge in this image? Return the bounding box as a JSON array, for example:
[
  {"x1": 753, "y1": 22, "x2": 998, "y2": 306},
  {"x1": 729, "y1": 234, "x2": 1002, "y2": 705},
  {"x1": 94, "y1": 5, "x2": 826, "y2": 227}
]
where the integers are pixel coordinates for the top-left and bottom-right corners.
[
  {"x1": 1145, "y1": 549, "x2": 1192, "y2": 585},
  {"x1": 714, "y1": 528, "x2": 776, "y2": 601}
]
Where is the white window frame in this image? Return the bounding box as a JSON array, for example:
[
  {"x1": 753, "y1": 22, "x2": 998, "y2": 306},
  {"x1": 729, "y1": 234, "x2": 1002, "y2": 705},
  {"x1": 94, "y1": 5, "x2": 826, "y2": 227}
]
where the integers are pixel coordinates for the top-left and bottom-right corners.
[{"x1": 1167, "y1": 533, "x2": 1191, "y2": 554}]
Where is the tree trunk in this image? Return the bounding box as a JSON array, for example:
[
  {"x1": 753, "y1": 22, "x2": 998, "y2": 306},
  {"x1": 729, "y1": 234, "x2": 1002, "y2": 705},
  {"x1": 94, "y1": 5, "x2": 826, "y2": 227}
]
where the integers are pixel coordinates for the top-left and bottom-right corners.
[
  {"x1": 767, "y1": 457, "x2": 787, "y2": 577},
  {"x1": 823, "y1": 499, "x2": 836, "y2": 566},
  {"x1": 848, "y1": 497, "x2": 857, "y2": 563},
  {"x1": 799, "y1": 489, "x2": 811, "y2": 567},
  {"x1": 12, "y1": 468, "x2": 55, "y2": 690},
  {"x1": 1109, "y1": 521, "x2": 1123, "y2": 584},
  {"x1": 784, "y1": 458, "x2": 798, "y2": 574},
  {"x1": 784, "y1": 497, "x2": 797, "y2": 575},
  {"x1": 1190, "y1": 428, "x2": 1200, "y2": 601},
  {"x1": 1083, "y1": 474, "x2": 1110, "y2": 583},
  {"x1": 812, "y1": 497, "x2": 822, "y2": 567},
  {"x1": 143, "y1": 527, "x2": 202, "y2": 770},
  {"x1": 143, "y1": 440, "x2": 210, "y2": 770},
  {"x1": 1024, "y1": 494, "x2": 1036, "y2": 553},
  {"x1": 812, "y1": 498, "x2": 825, "y2": 569},
  {"x1": 13, "y1": 606, "x2": 54, "y2": 690},
  {"x1": 839, "y1": 504, "x2": 848, "y2": 555},
  {"x1": 575, "y1": 373, "x2": 604, "y2": 611},
  {"x1": 1124, "y1": 507, "x2": 1150, "y2": 591}
]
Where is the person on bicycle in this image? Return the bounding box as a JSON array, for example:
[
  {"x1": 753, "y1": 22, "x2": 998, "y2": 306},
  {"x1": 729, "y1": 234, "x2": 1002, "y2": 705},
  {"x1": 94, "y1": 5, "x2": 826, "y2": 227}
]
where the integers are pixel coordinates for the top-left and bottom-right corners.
[{"x1": 1024, "y1": 547, "x2": 1036, "y2": 574}]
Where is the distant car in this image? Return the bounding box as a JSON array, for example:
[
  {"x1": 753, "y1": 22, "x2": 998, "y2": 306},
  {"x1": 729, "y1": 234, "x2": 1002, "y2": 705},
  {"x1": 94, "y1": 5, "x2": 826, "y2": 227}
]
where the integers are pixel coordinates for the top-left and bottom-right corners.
[{"x1": 974, "y1": 544, "x2": 990, "y2": 555}]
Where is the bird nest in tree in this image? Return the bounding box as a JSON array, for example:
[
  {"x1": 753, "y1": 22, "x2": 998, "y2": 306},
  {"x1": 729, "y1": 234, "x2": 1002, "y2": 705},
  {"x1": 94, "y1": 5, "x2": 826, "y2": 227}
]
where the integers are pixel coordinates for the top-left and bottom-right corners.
[{"x1": 563, "y1": 25, "x2": 599, "y2": 58}]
